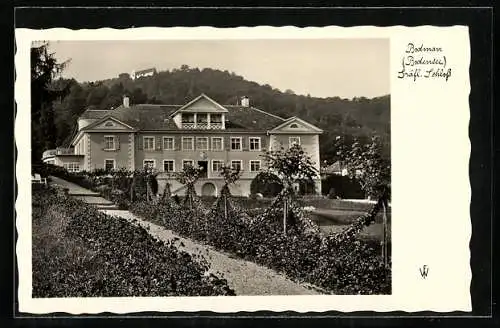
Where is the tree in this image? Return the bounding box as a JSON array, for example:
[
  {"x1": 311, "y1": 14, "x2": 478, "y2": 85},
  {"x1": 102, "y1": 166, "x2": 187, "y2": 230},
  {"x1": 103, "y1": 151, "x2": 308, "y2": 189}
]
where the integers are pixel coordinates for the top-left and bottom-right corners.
[
  {"x1": 335, "y1": 135, "x2": 390, "y2": 199},
  {"x1": 335, "y1": 135, "x2": 391, "y2": 267},
  {"x1": 129, "y1": 87, "x2": 148, "y2": 104},
  {"x1": 262, "y1": 144, "x2": 318, "y2": 191},
  {"x1": 217, "y1": 165, "x2": 242, "y2": 219},
  {"x1": 86, "y1": 84, "x2": 109, "y2": 108},
  {"x1": 31, "y1": 42, "x2": 69, "y2": 163},
  {"x1": 175, "y1": 164, "x2": 202, "y2": 209},
  {"x1": 261, "y1": 144, "x2": 318, "y2": 234},
  {"x1": 250, "y1": 172, "x2": 283, "y2": 197}
]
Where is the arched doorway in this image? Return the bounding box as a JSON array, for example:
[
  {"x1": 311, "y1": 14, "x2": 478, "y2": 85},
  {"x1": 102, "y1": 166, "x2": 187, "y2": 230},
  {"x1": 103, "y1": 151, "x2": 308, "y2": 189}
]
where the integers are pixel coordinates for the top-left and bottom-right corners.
[{"x1": 201, "y1": 182, "x2": 216, "y2": 197}]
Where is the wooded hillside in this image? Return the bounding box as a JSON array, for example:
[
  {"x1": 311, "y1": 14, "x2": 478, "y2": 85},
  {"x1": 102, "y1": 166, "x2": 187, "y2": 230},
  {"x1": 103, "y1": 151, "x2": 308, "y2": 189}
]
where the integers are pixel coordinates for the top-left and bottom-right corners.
[{"x1": 50, "y1": 65, "x2": 390, "y2": 163}]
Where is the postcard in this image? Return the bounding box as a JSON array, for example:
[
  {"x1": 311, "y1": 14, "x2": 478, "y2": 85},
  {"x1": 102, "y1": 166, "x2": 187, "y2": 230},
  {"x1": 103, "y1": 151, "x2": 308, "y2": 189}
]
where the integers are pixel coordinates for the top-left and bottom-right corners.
[{"x1": 15, "y1": 25, "x2": 471, "y2": 314}]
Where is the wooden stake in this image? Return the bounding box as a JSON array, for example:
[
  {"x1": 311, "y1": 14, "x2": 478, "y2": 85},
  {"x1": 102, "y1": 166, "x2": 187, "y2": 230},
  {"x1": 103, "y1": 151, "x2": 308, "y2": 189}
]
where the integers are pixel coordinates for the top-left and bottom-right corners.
[{"x1": 224, "y1": 193, "x2": 228, "y2": 220}]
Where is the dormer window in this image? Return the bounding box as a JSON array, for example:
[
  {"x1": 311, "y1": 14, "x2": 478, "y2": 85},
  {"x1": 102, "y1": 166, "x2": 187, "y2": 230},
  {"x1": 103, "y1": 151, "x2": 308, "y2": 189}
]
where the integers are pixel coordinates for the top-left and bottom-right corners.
[{"x1": 179, "y1": 112, "x2": 225, "y2": 130}]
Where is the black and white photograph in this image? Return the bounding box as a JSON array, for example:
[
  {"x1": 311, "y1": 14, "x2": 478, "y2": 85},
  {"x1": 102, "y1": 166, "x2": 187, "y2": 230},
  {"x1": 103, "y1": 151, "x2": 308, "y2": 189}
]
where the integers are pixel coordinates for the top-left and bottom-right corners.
[
  {"x1": 30, "y1": 38, "x2": 391, "y2": 297},
  {"x1": 15, "y1": 25, "x2": 472, "y2": 314}
]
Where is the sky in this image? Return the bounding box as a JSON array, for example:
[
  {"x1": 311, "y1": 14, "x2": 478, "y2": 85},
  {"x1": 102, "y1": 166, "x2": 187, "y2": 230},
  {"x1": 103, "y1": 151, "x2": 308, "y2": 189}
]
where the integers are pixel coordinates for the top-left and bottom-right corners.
[{"x1": 48, "y1": 39, "x2": 389, "y2": 99}]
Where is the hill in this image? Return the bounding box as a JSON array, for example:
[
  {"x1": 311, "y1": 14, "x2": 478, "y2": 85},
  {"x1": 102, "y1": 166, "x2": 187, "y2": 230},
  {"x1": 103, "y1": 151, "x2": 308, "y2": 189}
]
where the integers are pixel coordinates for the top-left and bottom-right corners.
[{"x1": 51, "y1": 65, "x2": 390, "y2": 163}]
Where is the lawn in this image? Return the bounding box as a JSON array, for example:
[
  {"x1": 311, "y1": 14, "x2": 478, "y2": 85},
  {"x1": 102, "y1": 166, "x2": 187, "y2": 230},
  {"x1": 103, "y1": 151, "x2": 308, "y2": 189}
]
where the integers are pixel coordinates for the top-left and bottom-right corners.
[
  {"x1": 309, "y1": 207, "x2": 391, "y2": 240},
  {"x1": 198, "y1": 195, "x2": 391, "y2": 241}
]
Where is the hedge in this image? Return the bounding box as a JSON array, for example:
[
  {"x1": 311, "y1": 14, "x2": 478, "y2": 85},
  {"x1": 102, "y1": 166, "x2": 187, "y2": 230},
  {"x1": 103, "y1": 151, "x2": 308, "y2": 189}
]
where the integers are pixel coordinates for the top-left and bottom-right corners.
[{"x1": 32, "y1": 186, "x2": 235, "y2": 297}]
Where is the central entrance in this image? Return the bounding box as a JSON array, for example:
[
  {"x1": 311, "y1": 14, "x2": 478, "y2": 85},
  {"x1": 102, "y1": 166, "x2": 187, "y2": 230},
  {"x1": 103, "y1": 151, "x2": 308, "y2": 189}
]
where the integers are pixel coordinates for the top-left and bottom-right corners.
[{"x1": 198, "y1": 160, "x2": 208, "y2": 178}]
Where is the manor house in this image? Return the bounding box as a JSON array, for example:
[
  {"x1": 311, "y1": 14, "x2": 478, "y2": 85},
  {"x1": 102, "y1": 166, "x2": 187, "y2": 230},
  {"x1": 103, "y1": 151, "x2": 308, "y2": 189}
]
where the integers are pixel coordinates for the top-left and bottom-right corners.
[{"x1": 42, "y1": 94, "x2": 323, "y2": 196}]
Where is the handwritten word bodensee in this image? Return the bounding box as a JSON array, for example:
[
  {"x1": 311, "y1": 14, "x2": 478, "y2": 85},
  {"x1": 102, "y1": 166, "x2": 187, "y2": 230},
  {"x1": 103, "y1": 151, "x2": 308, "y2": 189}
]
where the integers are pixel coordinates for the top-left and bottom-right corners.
[{"x1": 397, "y1": 43, "x2": 452, "y2": 82}]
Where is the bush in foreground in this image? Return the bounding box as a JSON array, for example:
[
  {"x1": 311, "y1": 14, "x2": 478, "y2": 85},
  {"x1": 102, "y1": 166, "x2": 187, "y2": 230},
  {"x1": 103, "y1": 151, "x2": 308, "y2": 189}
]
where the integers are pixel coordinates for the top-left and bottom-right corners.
[{"x1": 32, "y1": 187, "x2": 235, "y2": 297}]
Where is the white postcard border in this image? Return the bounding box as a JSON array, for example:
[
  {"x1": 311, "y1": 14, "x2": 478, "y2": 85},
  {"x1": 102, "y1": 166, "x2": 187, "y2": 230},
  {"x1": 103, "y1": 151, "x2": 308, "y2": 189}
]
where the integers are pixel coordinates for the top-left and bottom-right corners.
[{"x1": 15, "y1": 26, "x2": 471, "y2": 314}]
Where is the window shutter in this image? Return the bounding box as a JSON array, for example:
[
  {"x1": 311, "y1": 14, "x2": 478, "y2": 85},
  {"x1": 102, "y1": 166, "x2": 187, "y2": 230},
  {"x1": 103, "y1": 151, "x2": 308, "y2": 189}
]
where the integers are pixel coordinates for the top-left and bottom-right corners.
[
  {"x1": 261, "y1": 136, "x2": 267, "y2": 150},
  {"x1": 102, "y1": 136, "x2": 106, "y2": 150},
  {"x1": 138, "y1": 136, "x2": 143, "y2": 150},
  {"x1": 156, "y1": 137, "x2": 161, "y2": 151},
  {"x1": 175, "y1": 136, "x2": 181, "y2": 150},
  {"x1": 225, "y1": 136, "x2": 231, "y2": 151},
  {"x1": 242, "y1": 137, "x2": 248, "y2": 151},
  {"x1": 115, "y1": 136, "x2": 120, "y2": 150}
]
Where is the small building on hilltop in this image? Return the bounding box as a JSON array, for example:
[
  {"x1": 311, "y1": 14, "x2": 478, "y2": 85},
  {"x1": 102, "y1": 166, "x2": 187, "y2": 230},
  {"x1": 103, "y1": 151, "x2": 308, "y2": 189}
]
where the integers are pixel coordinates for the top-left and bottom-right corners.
[
  {"x1": 131, "y1": 67, "x2": 157, "y2": 80},
  {"x1": 42, "y1": 94, "x2": 323, "y2": 197}
]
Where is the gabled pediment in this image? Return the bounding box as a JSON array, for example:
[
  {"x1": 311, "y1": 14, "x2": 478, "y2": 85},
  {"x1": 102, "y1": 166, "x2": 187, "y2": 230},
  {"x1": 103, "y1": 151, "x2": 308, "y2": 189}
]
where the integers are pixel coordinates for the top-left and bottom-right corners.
[
  {"x1": 83, "y1": 116, "x2": 136, "y2": 132},
  {"x1": 172, "y1": 94, "x2": 229, "y2": 115},
  {"x1": 269, "y1": 117, "x2": 323, "y2": 134}
]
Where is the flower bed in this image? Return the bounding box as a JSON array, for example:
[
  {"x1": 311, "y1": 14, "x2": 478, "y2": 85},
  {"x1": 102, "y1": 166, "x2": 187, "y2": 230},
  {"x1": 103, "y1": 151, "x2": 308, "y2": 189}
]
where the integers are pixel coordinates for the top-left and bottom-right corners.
[
  {"x1": 32, "y1": 187, "x2": 235, "y2": 297},
  {"x1": 130, "y1": 198, "x2": 391, "y2": 295}
]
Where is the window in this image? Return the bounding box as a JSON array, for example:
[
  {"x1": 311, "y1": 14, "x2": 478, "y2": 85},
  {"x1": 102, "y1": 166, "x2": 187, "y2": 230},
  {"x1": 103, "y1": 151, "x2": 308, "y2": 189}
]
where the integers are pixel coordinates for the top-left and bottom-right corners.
[
  {"x1": 63, "y1": 162, "x2": 80, "y2": 173},
  {"x1": 212, "y1": 160, "x2": 224, "y2": 172},
  {"x1": 211, "y1": 114, "x2": 222, "y2": 123},
  {"x1": 249, "y1": 160, "x2": 261, "y2": 172},
  {"x1": 104, "y1": 159, "x2": 115, "y2": 171},
  {"x1": 181, "y1": 113, "x2": 195, "y2": 123},
  {"x1": 249, "y1": 137, "x2": 261, "y2": 151},
  {"x1": 289, "y1": 136, "x2": 301, "y2": 147},
  {"x1": 163, "y1": 137, "x2": 174, "y2": 150},
  {"x1": 183, "y1": 159, "x2": 194, "y2": 169},
  {"x1": 196, "y1": 137, "x2": 208, "y2": 150},
  {"x1": 230, "y1": 137, "x2": 242, "y2": 151},
  {"x1": 211, "y1": 137, "x2": 223, "y2": 151},
  {"x1": 163, "y1": 160, "x2": 175, "y2": 172},
  {"x1": 231, "y1": 160, "x2": 242, "y2": 172},
  {"x1": 143, "y1": 136, "x2": 155, "y2": 151},
  {"x1": 104, "y1": 136, "x2": 115, "y2": 150},
  {"x1": 290, "y1": 123, "x2": 299, "y2": 128},
  {"x1": 143, "y1": 159, "x2": 156, "y2": 169},
  {"x1": 182, "y1": 137, "x2": 194, "y2": 151},
  {"x1": 197, "y1": 113, "x2": 208, "y2": 123},
  {"x1": 105, "y1": 121, "x2": 114, "y2": 127}
]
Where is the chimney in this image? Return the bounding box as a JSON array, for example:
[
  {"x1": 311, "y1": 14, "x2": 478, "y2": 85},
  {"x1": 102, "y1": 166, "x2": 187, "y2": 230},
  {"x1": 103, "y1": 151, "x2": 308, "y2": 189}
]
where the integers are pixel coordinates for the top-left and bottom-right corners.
[
  {"x1": 241, "y1": 96, "x2": 250, "y2": 107},
  {"x1": 123, "y1": 95, "x2": 130, "y2": 108}
]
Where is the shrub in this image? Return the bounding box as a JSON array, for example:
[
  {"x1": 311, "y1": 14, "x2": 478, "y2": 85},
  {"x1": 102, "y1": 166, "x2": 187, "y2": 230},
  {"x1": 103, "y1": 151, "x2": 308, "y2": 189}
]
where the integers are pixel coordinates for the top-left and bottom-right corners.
[
  {"x1": 32, "y1": 187, "x2": 235, "y2": 297},
  {"x1": 130, "y1": 196, "x2": 391, "y2": 295},
  {"x1": 321, "y1": 174, "x2": 365, "y2": 199},
  {"x1": 250, "y1": 172, "x2": 283, "y2": 197}
]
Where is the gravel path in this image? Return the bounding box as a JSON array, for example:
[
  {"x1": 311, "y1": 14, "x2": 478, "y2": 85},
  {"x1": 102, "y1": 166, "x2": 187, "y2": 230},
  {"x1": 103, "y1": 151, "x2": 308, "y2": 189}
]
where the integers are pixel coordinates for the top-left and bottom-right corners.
[{"x1": 102, "y1": 209, "x2": 322, "y2": 296}]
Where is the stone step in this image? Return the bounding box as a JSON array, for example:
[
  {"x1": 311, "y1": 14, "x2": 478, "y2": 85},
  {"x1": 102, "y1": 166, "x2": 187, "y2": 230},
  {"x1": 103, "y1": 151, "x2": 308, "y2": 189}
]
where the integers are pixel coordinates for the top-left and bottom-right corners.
[
  {"x1": 73, "y1": 196, "x2": 114, "y2": 205},
  {"x1": 95, "y1": 204, "x2": 120, "y2": 210},
  {"x1": 69, "y1": 191, "x2": 101, "y2": 197}
]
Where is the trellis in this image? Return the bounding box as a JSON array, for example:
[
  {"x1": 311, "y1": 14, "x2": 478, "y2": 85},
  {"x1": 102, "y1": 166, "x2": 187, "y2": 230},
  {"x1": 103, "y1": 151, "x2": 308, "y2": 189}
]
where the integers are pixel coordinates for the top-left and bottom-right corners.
[{"x1": 323, "y1": 186, "x2": 391, "y2": 268}]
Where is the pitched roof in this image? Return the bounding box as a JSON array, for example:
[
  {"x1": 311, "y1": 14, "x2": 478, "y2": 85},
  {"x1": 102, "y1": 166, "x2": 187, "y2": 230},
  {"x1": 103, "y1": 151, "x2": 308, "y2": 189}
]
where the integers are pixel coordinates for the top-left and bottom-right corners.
[
  {"x1": 135, "y1": 68, "x2": 156, "y2": 75},
  {"x1": 224, "y1": 105, "x2": 286, "y2": 130},
  {"x1": 80, "y1": 109, "x2": 111, "y2": 120},
  {"x1": 79, "y1": 100, "x2": 290, "y2": 132},
  {"x1": 107, "y1": 104, "x2": 181, "y2": 130}
]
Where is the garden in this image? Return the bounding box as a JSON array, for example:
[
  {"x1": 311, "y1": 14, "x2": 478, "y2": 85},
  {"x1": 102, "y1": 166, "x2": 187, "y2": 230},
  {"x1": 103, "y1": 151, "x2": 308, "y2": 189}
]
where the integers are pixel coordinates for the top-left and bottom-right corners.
[
  {"x1": 32, "y1": 184, "x2": 235, "y2": 297},
  {"x1": 39, "y1": 141, "x2": 391, "y2": 295}
]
